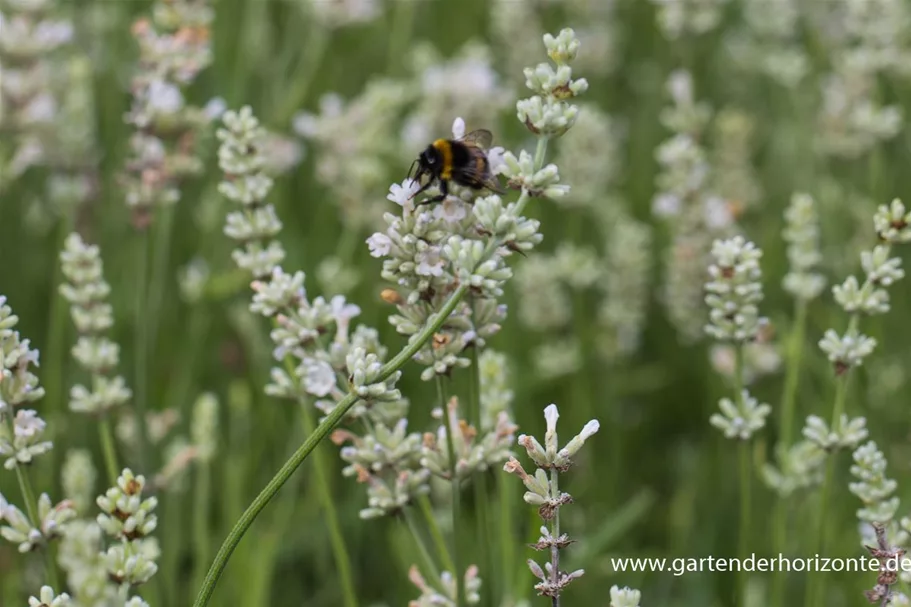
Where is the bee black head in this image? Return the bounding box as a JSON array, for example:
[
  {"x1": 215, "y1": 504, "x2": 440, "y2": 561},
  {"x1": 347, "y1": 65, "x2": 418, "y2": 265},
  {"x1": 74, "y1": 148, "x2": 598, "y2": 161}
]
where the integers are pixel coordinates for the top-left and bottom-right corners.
[{"x1": 420, "y1": 145, "x2": 439, "y2": 167}]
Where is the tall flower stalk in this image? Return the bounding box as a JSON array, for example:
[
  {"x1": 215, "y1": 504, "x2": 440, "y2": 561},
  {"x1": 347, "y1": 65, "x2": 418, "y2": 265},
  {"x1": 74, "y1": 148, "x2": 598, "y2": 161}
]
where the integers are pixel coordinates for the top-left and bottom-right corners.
[
  {"x1": 503, "y1": 403, "x2": 601, "y2": 605},
  {"x1": 58, "y1": 233, "x2": 132, "y2": 484},
  {"x1": 806, "y1": 198, "x2": 911, "y2": 607},
  {"x1": 704, "y1": 235, "x2": 771, "y2": 602}
]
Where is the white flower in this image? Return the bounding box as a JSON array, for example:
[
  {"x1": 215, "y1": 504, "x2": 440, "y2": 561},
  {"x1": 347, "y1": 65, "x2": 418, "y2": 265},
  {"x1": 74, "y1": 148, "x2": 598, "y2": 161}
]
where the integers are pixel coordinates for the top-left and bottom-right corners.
[
  {"x1": 415, "y1": 248, "x2": 445, "y2": 277},
  {"x1": 703, "y1": 195, "x2": 734, "y2": 230},
  {"x1": 652, "y1": 192, "x2": 681, "y2": 217},
  {"x1": 366, "y1": 233, "x2": 392, "y2": 258},
  {"x1": 451, "y1": 116, "x2": 466, "y2": 139},
  {"x1": 432, "y1": 197, "x2": 468, "y2": 223},
  {"x1": 147, "y1": 79, "x2": 184, "y2": 115},
  {"x1": 204, "y1": 97, "x2": 227, "y2": 120},
  {"x1": 301, "y1": 359, "x2": 336, "y2": 397},
  {"x1": 487, "y1": 146, "x2": 506, "y2": 175},
  {"x1": 387, "y1": 179, "x2": 420, "y2": 213},
  {"x1": 13, "y1": 409, "x2": 45, "y2": 439}
]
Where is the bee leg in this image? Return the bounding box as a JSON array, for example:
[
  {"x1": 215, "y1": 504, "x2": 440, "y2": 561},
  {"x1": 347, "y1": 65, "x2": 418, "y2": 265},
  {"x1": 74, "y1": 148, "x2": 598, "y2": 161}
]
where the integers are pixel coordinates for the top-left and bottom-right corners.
[
  {"x1": 409, "y1": 179, "x2": 433, "y2": 200},
  {"x1": 415, "y1": 180, "x2": 448, "y2": 206}
]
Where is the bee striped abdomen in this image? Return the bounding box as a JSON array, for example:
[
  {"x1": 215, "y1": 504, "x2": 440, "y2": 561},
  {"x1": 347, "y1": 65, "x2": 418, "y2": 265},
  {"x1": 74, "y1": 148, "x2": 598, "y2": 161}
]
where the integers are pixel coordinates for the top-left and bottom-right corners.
[{"x1": 432, "y1": 139, "x2": 453, "y2": 180}]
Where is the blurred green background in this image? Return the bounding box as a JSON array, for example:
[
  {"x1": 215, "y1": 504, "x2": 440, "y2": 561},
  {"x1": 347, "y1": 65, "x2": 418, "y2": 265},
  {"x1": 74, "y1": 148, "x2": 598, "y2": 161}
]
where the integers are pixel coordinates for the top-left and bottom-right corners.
[{"x1": 3, "y1": 0, "x2": 911, "y2": 605}]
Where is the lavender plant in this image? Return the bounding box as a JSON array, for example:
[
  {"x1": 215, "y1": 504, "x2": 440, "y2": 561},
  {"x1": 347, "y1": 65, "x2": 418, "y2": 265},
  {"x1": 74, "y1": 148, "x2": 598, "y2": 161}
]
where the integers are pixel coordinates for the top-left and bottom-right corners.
[
  {"x1": 502, "y1": 404, "x2": 606, "y2": 603},
  {"x1": 704, "y1": 235, "x2": 770, "y2": 602}
]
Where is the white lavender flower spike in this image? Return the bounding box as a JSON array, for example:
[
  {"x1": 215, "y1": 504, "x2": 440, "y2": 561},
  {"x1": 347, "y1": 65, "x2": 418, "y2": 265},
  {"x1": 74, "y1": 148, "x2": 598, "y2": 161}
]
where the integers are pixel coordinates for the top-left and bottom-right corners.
[{"x1": 704, "y1": 236, "x2": 766, "y2": 342}]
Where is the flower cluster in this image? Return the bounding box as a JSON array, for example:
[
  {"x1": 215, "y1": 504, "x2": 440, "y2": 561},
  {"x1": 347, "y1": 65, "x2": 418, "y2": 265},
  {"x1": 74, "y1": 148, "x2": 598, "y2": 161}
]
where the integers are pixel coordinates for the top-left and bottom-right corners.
[
  {"x1": 725, "y1": 0, "x2": 808, "y2": 87},
  {"x1": 704, "y1": 236, "x2": 766, "y2": 343},
  {"x1": 123, "y1": 0, "x2": 216, "y2": 227},
  {"x1": 420, "y1": 396, "x2": 516, "y2": 480},
  {"x1": 803, "y1": 414, "x2": 868, "y2": 452},
  {"x1": 653, "y1": 70, "x2": 735, "y2": 343},
  {"x1": 59, "y1": 233, "x2": 132, "y2": 416},
  {"x1": 820, "y1": 199, "x2": 911, "y2": 374},
  {"x1": 515, "y1": 28, "x2": 588, "y2": 138},
  {"x1": 709, "y1": 389, "x2": 772, "y2": 441},
  {"x1": 850, "y1": 441, "x2": 900, "y2": 526},
  {"x1": 806, "y1": 0, "x2": 909, "y2": 161},
  {"x1": 1, "y1": 492, "x2": 76, "y2": 552},
  {"x1": 27, "y1": 586, "x2": 72, "y2": 607},
  {"x1": 96, "y1": 469, "x2": 159, "y2": 586},
  {"x1": 332, "y1": 420, "x2": 429, "y2": 520},
  {"x1": 293, "y1": 79, "x2": 415, "y2": 231},
  {"x1": 408, "y1": 564, "x2": 482, "y2": 607},
  {"x1": 762, "y1": 440, "x2": 826, "y2": 498},
  {"x1": 782, "y1": 193, "x2": 826, "y2": 301},
  {"x1": 503, "y1": 404, "x2": 599, "y2": 600},
  {"x1": 0, "y1": 0, "x2": 74, "y2": 180},
  {"x1": 650, "y1": 0, "x2": 730, "y2": 39},
  {"x1": 218, "y1": 106, "x2": 284, "y2": 279},
  {"x1": 0, "y1": 296, "x2": 51, "y2": 468}
]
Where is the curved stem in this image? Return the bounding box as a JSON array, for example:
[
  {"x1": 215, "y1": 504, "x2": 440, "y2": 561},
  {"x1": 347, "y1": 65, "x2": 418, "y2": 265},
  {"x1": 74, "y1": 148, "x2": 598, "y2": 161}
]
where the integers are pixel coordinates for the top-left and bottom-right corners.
[{"x1": 192, "y1": 283, "x2": 469, "y2": 607}]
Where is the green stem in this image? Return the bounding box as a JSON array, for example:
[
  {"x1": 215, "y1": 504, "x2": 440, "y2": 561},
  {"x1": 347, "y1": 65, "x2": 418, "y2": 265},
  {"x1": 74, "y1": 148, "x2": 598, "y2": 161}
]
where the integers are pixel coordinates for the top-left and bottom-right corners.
[
  {"x1": 192, "y1": 283, "x2": 469, "y2": 607},
  {"x1": 418, "y1": 494, "x2": 455, "y2": 575},
  {"x1": 549, "y1": 467, "x2": 561, "y2": 607},
  {"x1": 385, "y1": 0, "x2": 417, "y2": 76},
  {"x1": 192, "y1": 457, "x2": 212, "y2": 596},
  {"x1": 806, "y1": 372, "x2": 850, "y2": 607},
  {"x1": 771, "y1": 299, "x2": 808, "y2": 607},
  {"x1": 439, "y1": 376, "x2": 465, "y2": 607},
  {"x1": 737, "y1": 441, "x2": 751, "y2": 602},
  {"x1": 15, "y1": 465, "x2": 59, "y2": 589},
  {"x1": 301, "y1": 403, "x2": 359, "y2": 607},
  {"x1": 45, "y1": 211, "x2": 76, "y2": 426},
  {"x1": 779, "y1": 300, "x2": 808, "y2": 448},
  {"x1": 98, "y1": 415, "x2": 120, "y2": 486},
  {"x1": 467, "y1": 331, "x2": 495, "y2": 602},
  {"x1": 15, "y1": 465, "x2": 40, "y2": 529},
  {"x1": 733, "y1": 345, "x2": 750, "y2": 604},
  {"x1": 404, "y1": 506, "x2": 442, "y2": 584},
  {"x1": 275, "y1": 23, "x2": 330, "y2": 125},
  {"x1": 497, "y1": 471, "x2": 515, "y2": 604},
  {"x1": 133, "y1": 229, "x2": 151, "y2": 474}
]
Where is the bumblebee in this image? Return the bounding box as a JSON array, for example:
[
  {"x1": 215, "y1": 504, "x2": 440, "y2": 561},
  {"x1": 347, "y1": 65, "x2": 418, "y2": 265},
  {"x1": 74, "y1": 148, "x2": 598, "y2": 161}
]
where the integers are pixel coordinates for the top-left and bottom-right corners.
[{"x1": 408, "y1": 129, "x2": 505, "y2": 205}]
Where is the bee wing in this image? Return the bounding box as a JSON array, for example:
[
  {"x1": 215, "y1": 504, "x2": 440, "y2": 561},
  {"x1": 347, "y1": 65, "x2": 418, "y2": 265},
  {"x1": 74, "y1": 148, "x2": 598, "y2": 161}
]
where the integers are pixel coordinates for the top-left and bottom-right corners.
[
  {"x1": 457, "y1": 151, "x2": 505, "y2": 193},
  {"x1": 460, "y1": 129, "x2": 494, "y2": 150}
]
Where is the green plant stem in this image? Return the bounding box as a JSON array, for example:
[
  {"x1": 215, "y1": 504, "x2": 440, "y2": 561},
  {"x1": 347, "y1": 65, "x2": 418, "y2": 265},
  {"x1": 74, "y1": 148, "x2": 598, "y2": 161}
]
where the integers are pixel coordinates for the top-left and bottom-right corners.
[
  {"x1": 806, "y1": 371, "x2": 850, "y2": 607},
  {"x1": 466, "y1": 324, "x2": 495, "y2": 602},
  {"x1": 404, "y1": 506, "x2": 442, "y2": 583},
  {"x1": 98, "y1": 415, "x2": 120, "y2": 485},
  {"x1": 133, "y1": 230, "x2": 151, "y2": 474},
  {"x1": 770, "y1": 299, "x2": 808, "y2": 607},
  {"x1": 733, "y1": 345, "x2": 750, "y2": 604},
  {"x1": 779, "y1": 300, "x2": 808, "y2": 447},
  {"x1": 191, "y1": 457, "x2": 212, "y2": 596},
  {"x1": 15, "y1": 465, "x2": 60, "y2": 589},
  {"x1": 44, "y1": 210, "x2": 76, "y2": 427},
  {"x1": 549, "y1": 467, "x2": 561, "y2": 607},
  {"x1": 418, "y1": 494, "x2": 455, "y2": 575},
  {"x1": 438, "y1": 375, "x2": 466, "y2": 607},
  {"x1": 192, "y1": 283, "x2": 469, "y2": 607},
  {"x1": 275, "y1": 22, "x2": 330, "y2": 124},
  {"x1": 385, "y1": 0, "x2": 417, "y2": 75},
  {"x1": 301, "y1": 402, "x2": 359, "y2": 607},
  {"x1": 497, "y1": 470, "x2": 515, "y2": 604}
]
